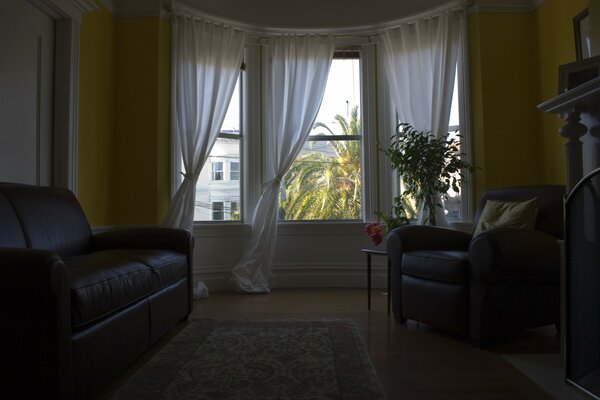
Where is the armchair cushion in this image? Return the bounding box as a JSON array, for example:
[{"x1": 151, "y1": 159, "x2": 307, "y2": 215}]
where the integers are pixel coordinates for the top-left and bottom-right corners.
[
  {"x1": 473, "y1": 197, "x2": 539, "y2": 236},
  {"x1": 402, "y1": 251, "x2": 469, "y2": 284}
]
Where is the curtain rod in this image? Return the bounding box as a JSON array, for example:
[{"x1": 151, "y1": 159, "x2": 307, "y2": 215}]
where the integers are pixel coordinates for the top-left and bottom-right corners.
[{"x1": 171, "y1": 0, "x2": 468, "y2": 39}]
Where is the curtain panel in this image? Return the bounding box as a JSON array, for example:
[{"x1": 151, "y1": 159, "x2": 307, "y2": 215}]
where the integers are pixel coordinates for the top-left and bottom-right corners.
[
  {"x1": 163, "y1": 16, "x2": 245, "y2": 232},
  {"x1": 380, "y1": 9, "x2": 463, "y2": 226},
  {"x1": 230, "y1": 35, "x2": 335, "y2": 293}
]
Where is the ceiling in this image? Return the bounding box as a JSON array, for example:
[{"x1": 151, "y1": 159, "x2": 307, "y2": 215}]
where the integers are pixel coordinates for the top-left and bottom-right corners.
[
  {"x1": 175, "y1": 0, "x2": 539, "y2": 30},
  {"x1": 178, "y1": 0, "x2": 452, "y2": 29},
  {"x1": 106, "y1": 0, "x2": 541, "y2": 27}
]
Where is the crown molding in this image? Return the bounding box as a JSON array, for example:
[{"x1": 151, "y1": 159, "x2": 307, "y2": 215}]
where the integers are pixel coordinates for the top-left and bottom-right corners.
[
  {"x1": 468, "y1": 0, "x2": 543, "y2": 14},
  {"x1": 32, "y1": 0, "x2": 98, "y2": 22},
  {"x1": 99, "y1": 0, "x2": 115, "y2": 14},
  {"x1": 100, "y1": 0, "x2": 171, "y2": 18}
]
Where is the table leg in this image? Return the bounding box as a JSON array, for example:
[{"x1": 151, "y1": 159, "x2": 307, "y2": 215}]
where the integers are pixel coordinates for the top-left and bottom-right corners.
[
  {"x1": 367, "y1": 253, "x2": 371, "y2": 311},
  {"x1": 387, "y1": 257, "x2": 391, "y2": 316}
]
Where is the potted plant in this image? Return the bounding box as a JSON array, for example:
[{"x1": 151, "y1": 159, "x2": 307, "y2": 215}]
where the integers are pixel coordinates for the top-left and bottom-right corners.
[{"x1": 383, "y1": 123, "x2": 472, "y2": 226}]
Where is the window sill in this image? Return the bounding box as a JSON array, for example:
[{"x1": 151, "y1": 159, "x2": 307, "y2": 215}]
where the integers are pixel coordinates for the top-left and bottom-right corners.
[{"x1": 191, "y1": 220, "x2": 367, "y2": 238}]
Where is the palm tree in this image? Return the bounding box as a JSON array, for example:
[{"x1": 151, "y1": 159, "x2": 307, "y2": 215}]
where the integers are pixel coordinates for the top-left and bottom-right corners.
[{"x1": 279, "y1": 106, "x2": 361, "y2": 220}]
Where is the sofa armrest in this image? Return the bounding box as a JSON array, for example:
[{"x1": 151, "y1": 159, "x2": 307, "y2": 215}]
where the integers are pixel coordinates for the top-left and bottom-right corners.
[
  {"x1": 469, "y1": 228, "x2": 560, "y2": 284},
  {"x1": 91, "y1": 227, "x2": 193, "y2": 255},
  {"x1": 0, "y1": 248, "x2": 73, "y2": 399}
]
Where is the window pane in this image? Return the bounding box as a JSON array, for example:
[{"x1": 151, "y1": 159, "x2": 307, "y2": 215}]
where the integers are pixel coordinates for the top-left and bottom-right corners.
[
  {"x1": 230, "y1": 162, "x2": 240, "y2": 180},
  {"x1": 443, "y1": 129, "x2": 464, "y2": 221},
  {"x1": 396, "y1": 87, "x2": 464, "y2": 223},
  {"x1": 212, "y1": 162, "x2": 223, "y2": 181},
  {"x1": 279, "y1": 56, "x2": 362, "y2": 221},
  {"x1": 221, "y1": 79, "x2": 240, "y2": 134},
  {"x1": 310, "y1": 57, "x2": 361, "y2": 136},
  {"x1": 195, "y1": 137, "x2": 241, "y2": 221},
  {"x1": 194, "y1": 77, "x2": 241, "y2": 222},
  {"x1": 448, "y1": 70, "x2": 459, "y2": 128},
  {"x1": 212, "y1": 202, "x2": 224, "y2": 220},
  {"x1": 280, "y1": 139, "x2": 361, "y2": 220}
]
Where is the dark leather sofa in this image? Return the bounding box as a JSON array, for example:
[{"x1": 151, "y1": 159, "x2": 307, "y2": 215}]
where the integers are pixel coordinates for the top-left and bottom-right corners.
[
  {"x1": 387, "y1": 185, "x2": 564, "y2": 346},
  {"x1": 0, "y1": 183, "x2": 193, "y2": 399}
]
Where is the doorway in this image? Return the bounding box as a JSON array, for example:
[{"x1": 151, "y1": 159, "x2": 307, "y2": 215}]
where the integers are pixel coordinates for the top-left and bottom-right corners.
[{"x1": 0, "y1": 0, "x2": 55, "y2": 186}]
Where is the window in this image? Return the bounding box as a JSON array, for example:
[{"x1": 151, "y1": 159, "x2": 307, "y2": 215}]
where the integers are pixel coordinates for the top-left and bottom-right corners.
[
  {"x1": 230, "y1": 201, "x2": 239, "y2": 220},
  {"x1": 177, "y1": 38, "x2": 469, "y2": 226},
  {"x1": 212, "y1": 202, "x2": 224, "y2": 220},
  {"x1": 443, "y1": 74, "x2": 464, "y2": 221},
  {"x1": 395, "y1": 69, "x2": 468, "y2": 222},
  {"x1": 230, "y1": 162, "x2": 240, "y2": 180},
  {"x1": 279, "y1": 52, "x2": 362, "y2": 221},
  {"x1": 211, "y1": 162, "x2": 223, "y2": 181},
  {"x1": 194, "y1": 77, "x2": 242, "y2": 222}
]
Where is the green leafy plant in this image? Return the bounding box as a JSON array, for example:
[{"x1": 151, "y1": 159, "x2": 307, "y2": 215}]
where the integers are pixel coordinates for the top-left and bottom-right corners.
[
  {"x1": 279, "y1": 106, "x2": 361, "y2": 220},
  {"x1": 383, "y1": 123, "x2": 472, "y2": 226}
]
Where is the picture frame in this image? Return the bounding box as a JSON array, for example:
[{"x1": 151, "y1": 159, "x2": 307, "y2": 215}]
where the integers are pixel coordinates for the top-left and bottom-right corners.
[
  {"x1": 558, "y1": 54, "x2": 600, "y2": 94},
  {"x1": 574, "y1": 8, "x2": 591, "y2": 60}
]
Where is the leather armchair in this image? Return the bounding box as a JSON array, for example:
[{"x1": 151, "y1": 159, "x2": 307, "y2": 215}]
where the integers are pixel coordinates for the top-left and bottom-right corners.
[{"x1": 387, "y1": 185, "x2": 564, "y2": 345}]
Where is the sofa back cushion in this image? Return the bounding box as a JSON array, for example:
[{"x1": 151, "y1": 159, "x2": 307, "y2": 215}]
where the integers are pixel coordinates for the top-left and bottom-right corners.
[
  {"x1": 0, "y1": 183, "x2": 92, "y2": 257},
  {"x1": 0, "y1": 191, "x2": 27, "y2": 247},
  {"x1": 473, "y1": 185, "x2": 565, "y2": 239}
]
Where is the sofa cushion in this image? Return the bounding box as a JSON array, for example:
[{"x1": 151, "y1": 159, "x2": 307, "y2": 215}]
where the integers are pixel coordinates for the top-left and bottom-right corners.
[
  {"x1": 401, "y1": 250, "x2": 469, "y2": 284},
  {"x1": 64, "y1": 249, "x2": 188, "y2": 328}
]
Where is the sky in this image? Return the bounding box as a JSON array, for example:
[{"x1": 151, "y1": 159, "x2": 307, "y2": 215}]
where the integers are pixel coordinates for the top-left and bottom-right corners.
[{"x1": 312, "y1": 58, "x2": 361, "y2": 135}]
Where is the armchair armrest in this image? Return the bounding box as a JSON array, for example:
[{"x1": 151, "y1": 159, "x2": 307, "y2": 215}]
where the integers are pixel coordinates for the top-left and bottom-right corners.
[
  {"x1": 91, "y1": 227, "x2": 193, "y2": 255},
  {"x1": 469, "y1": 228, "x2": 560, "y2": 284},
  {"x1": 0, "y1": 248, "x2": 73, "y2": 399},
  {"x1": 387, "y1": 225, "x2": 472, "y2": 254}
]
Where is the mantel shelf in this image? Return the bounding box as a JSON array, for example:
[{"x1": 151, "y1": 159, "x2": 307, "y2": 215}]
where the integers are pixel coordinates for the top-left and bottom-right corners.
[{"x1": 538, "y1": 76, "x2": 600, "y2": 115}]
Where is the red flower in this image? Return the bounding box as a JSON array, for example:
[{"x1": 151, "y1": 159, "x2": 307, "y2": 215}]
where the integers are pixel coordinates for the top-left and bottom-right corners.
[{"x1": 364, "y1": 223, "x2": 384, "y2": 246}]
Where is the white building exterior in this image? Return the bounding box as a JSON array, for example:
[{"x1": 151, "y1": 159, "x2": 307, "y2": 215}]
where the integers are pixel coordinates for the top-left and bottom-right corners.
[{"x1": 195, "y1": 137, "x2": 240, "y2": 221}]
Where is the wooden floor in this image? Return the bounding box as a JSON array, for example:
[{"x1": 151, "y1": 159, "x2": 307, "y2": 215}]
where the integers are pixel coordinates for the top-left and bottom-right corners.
[{"x1": 100, "y1": 288, "x2": 560, "y2": 399}]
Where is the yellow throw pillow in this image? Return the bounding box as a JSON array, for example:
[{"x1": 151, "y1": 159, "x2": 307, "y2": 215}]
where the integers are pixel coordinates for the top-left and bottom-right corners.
[{"x1": 473, "y1": 198, "x2": 539, "y2": 236}]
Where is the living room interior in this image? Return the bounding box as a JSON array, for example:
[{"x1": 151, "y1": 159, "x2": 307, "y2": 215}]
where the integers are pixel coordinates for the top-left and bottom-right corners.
[{"x1": 2, "y1": 0, "x2": 600, "y2": 398}]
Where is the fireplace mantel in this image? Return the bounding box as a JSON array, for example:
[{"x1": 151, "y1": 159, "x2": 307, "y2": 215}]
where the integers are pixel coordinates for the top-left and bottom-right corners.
[{"x1": 538, "y1": 77, "x2": 600, "y2": 192}]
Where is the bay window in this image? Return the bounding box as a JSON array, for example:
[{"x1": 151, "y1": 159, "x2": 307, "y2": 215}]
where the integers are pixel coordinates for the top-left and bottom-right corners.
[{"x1": 175, "y1": 38, "x2": 470, "y2": 227}]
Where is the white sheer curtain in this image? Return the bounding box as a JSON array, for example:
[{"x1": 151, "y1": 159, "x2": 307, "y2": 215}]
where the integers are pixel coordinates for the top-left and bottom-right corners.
[
  {"x1": 380, "y1": 9, "x2": 463, "y2": 226},
  {"x1": 230, "y1": 35, "x2": 335, "y2": 293},
  {"x1": 163, "y1": 16, "x2": 245, "y2": 231}
]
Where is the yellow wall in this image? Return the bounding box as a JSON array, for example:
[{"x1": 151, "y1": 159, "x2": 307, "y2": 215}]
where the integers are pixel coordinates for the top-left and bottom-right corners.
[
  {"x1": 113, "y1": 17, "x2": 171, "y2": 225},
  {"x1": 534, "y1": 0, "x2": 588, "y2": 184},
  {"x1": 468, "y1": 0, "x2": 588, "y2": 202},
  {"x1": 468, "y1": 12, "x2": 542, "y2": 202},
  {"x1": 78, "y1": 5, "x2": 116, "y2": 225},
  {"x1": 78, "y1": 4, "x2": 171, "y2": 226},
  {"x1": 156, "y1": 18, "x2": 172, "y2": 223}
]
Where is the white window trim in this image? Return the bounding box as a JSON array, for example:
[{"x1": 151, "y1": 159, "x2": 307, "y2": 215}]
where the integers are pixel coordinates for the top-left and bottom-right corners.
[{"x1": 457, "y1": 13, "x2": 474, "y2": 221}]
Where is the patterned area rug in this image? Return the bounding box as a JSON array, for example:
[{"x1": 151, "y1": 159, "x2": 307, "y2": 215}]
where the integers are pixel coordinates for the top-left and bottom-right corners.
[{"x1": 113, "y1": 319, "x2": 386, "y2": 399}]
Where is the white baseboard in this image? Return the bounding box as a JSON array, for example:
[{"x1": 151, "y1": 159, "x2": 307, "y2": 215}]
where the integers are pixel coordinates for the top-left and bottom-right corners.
[{"x1": 194, "y1": 262, "x2": 390, "y2": 292}]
